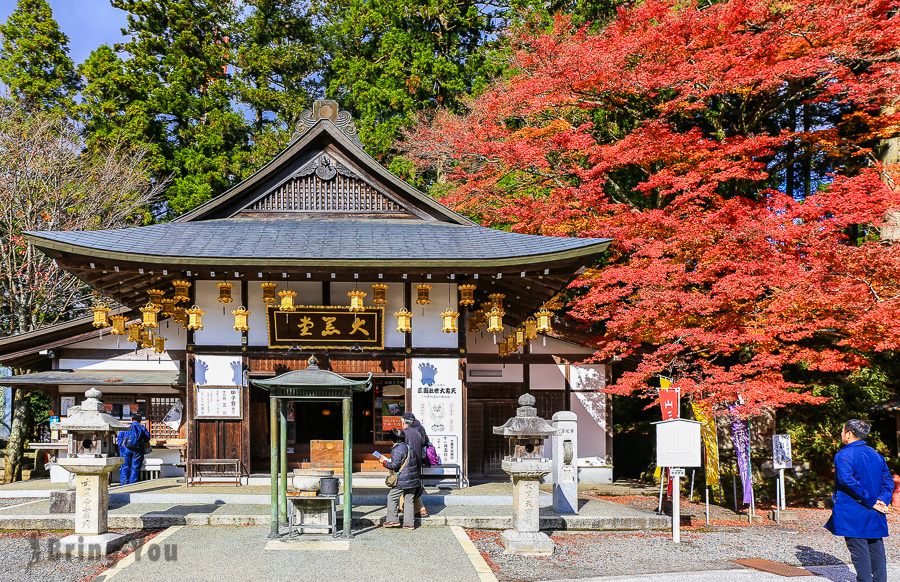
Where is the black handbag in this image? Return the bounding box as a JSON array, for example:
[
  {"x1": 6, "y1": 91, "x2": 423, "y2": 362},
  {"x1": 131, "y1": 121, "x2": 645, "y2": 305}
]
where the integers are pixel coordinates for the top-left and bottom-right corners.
[{"x1": 385, "y1": 448, "x2": 410, "y2": 487}]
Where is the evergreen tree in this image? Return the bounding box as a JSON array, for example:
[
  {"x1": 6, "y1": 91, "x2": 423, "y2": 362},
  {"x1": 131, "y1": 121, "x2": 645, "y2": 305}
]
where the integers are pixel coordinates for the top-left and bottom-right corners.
[
  {"x1": 231, "y1": 0, "x2": 320, "y2": 178},
  {"x1": 103, "y1": 0, "x2": 248, "y2": 215},
  {"x1": 314, "y1": 0, "x2": 505, "y2": 174},
  {"x1": 0, "y1": 0, "x2": 79, "y2": 112}
]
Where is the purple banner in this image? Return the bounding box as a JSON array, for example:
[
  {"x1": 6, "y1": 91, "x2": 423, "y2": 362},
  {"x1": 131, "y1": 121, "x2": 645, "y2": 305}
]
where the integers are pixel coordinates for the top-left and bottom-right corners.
[{"x1": 731, "y1": 416, "x2": 753, "y2": 504}]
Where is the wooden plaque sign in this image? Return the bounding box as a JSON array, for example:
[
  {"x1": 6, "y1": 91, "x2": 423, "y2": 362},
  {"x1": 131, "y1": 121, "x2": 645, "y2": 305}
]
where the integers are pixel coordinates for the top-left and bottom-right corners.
[{"x1": 266, "y1": 305, "x2": 384, "y2": 349}]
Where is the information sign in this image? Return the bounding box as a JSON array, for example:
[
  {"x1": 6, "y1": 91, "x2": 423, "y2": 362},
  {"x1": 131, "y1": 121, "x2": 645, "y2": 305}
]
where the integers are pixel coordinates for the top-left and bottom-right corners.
[
  {"x1": 196, "y1": 386, "x2": 242, "y2": 418},
  {"x1": 772, "y1": 434, "x2": 792, "y2": 469},
  {"x1": 654, "y1": 419, "x2": 702, "y2": 468}
]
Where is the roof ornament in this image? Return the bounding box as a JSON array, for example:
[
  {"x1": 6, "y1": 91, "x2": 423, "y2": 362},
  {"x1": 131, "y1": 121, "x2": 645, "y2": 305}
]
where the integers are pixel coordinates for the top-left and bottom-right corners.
[{"x1": 294, "y1": 100, "x2": 362, "y2": 145}]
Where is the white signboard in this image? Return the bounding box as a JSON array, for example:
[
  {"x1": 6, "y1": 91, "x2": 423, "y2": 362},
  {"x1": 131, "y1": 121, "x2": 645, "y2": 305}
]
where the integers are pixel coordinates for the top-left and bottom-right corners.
[
  {"x1": 655, "y1": 419, "x2": 702, "y2": 467},
  {"x1": 669, "y1": 468, "x2": 686, "y2": 477},
  {"x1": 163, "y1": 399, "x2": 184, "y2": 431},
  {"x1": 773, "y1": 434, "x2": 792, "y2": 469},
  {"x1": 411, "y1": 358, "x2": 463, "y2": 465},
  {"x1": 60, "y1": 396, "x2": 76, "y2": 417},
  {"x1": 196, "y1": 387, "x2": 241, "y2": 418}
]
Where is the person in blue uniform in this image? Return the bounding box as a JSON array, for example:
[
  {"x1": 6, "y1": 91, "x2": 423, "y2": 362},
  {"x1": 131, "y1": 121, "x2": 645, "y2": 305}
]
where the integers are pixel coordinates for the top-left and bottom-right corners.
[
  {"x1": 825, "y1": 419, "x2": 893, "y2": 582},
  {"x1": 116, "y1": 413, "x2": 150, "y2": 485}
]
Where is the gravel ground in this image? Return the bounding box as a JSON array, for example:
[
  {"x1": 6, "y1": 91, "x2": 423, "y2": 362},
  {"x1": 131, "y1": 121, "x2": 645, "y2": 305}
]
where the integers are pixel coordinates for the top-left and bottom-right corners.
[
  {"x1": 470, "y1": 497, "x2": 900, "y2": 582},
  {"x1": 0, "y1": 529, "x2": 160, "y2": 582}
]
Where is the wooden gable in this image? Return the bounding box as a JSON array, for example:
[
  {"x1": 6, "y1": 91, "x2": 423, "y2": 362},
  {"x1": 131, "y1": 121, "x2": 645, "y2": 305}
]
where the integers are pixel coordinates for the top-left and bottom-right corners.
[{"x1": 236, "y1": 150, "x2": 415, "y2": 218}]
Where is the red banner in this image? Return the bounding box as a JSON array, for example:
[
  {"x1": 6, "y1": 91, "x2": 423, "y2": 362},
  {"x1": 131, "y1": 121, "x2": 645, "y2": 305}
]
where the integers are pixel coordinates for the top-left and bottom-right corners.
[{"x1": 659, "y1": 390, "x2": 679, "y2": 420}]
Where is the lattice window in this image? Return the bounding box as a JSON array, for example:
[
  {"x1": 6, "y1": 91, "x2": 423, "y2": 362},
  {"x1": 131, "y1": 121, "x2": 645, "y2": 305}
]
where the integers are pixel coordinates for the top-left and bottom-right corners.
[
  {"x1": 248, "y1": 174, "x2": 406, "y2": 213},
  {"x1": 149, "y1": 397, "x2": 180, "y2": 439}
]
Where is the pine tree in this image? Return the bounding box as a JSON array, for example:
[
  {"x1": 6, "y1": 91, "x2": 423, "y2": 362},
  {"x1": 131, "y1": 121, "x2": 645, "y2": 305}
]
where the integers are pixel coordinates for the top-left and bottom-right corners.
[{"x1": 0, "y1": 0, "x2": 79, "y2": 112}]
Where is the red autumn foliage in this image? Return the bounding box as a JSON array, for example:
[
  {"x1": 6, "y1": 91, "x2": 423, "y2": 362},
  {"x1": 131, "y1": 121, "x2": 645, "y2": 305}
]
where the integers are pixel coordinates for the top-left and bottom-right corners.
[{"x1": 402, "y1": 0, "x2": 900, "y2": 413}]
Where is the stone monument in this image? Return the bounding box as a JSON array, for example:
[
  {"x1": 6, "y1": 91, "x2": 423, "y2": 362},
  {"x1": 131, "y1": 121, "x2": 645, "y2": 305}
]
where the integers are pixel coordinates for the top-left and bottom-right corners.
[
  {"x1": 493, "y1": 393, "x2": 558, "y2": 556},
  {"x1": 551, "y1": 411, "x2": 578, "y2": 514},
  {"x1": 51, "y1": 388, "x2": 129, "y2": 556}
]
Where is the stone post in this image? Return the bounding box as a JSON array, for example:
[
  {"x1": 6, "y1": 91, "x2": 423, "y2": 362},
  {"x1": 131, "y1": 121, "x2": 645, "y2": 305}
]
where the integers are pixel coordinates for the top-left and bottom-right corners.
[{"x1": 551, "y1": 411, "x2": 578, "y2": 514}]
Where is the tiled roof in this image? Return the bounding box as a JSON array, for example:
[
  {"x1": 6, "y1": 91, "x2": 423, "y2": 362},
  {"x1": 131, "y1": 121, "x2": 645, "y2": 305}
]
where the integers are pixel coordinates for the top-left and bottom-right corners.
[
  {"x1": 1, "y1": 369, "x2": 185, "y2": 386},
  {"x1": 27, "y1": 218, "x2": 609, "y2": 264}
]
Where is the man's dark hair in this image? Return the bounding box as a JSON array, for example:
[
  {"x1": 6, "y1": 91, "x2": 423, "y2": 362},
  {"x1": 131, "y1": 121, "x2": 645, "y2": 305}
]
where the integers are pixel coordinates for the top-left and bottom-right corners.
[
  {"x1": 131, "y1": 413, "x2": 142, "y2": 422},
  {"x1": 389, "y1": 428, "x2": 406, "y2": 443},
  {"x1": 844, "y1": 419, "x2": 870, "y2": 440}
]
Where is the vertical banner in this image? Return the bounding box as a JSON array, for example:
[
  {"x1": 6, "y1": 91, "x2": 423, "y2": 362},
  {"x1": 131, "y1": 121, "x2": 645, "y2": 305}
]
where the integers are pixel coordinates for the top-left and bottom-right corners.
[
  {"x1": 411, "y1": 358, "x2": 463, "y2": 465},
  {"x1": 658, "y1": 377, "x2": 679, "y2": 420},
  {"x1": 731, "y1": 416, "x2": 753, "y2": 504},
  {"x1": 692, "y1": 402, "x2": 723, "y2": 502},
  {"x1": 772, "y1": 434, "x2": 792, "y2": 469}
]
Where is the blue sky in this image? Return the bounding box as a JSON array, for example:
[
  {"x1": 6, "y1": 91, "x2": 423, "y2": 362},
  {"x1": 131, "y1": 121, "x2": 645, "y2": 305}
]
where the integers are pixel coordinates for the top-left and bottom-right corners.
[{"x1": 0, "y1": 0, "x2": 128, "y2": 66}]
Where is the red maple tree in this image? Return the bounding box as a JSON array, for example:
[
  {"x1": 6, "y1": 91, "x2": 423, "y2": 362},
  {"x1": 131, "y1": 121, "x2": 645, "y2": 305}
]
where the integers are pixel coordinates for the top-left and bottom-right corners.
[{"x1": 403, "y1": 0, "x2": 900, "y2": 413}]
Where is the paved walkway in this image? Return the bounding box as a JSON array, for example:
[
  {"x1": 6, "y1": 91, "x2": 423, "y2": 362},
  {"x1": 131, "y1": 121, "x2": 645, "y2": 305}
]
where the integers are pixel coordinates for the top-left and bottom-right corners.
[{"x1": 543, "y1": 564, "x2": 900, "y2": 581}]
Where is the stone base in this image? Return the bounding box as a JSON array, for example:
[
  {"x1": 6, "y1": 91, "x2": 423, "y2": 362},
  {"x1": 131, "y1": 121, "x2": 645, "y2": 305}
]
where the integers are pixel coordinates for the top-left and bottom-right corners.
[
  {"x1": 289, "y1": 498, "x2": 336, "y2": 534},
  {"x1": 744, "y1": 514, "x2": 765, "y2": 523},
  {"x1": 49, "y1": 490, "x2": 76, "y2": 514},
  {"x1": 499, "y1": 529, "x2": 554, "y2": 556},
  {"x1": 769, "y1": 510, "x2": 798, "y2": 522},
  {"x1": 52, "y1": 533, "x2": 127, "y2": 556}
]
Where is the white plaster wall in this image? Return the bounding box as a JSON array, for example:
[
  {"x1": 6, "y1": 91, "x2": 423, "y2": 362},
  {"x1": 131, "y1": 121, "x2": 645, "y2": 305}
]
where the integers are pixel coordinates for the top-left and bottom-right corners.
[
  {"x1": 247, "y1": 281, "x2": 322, "y2": 346},
  {"x1": 61, "y1": 357, "x2": 180, "y2": 371},
  {"x1": 195, "y1": 354, "x2": 243, "y2": 386},
  {"x1": 529, "y1": 364, "x2": 566, "y2": 390},
  {"x1": 411, "y1": 283, "x2": 457, "y2": 349},
  {"x1": 193, "y1": 280, "x2": 243, "y2": 346},
  {"x1": 63, "y1": 329, "x2": 130, "y2": 349},
  {"x1": 67, "y1": 324, "x2": 188, "y2": 351},
  {"x1": 571, "y1": 391, "x2": 609, "y2": 459},
  {"x1": 465, "y1": 324, "x2": 513, "y2": 354}
]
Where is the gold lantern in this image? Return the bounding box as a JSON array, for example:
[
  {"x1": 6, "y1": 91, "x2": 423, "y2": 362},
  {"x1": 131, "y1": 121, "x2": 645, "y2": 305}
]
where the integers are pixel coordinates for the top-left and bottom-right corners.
[
  {"x1": 488, "y1": 293, "x2": 505, "y2": 311},
  {"x1": 217, "y1": 282, "x2": 234, "y2": 303},
  {"x1": 154, "y1": 335, "x2": 166, "y2": 354},
  {"x1": 278, "y1": 290, "x2": 297, "y2": 312},
  {"x1": 348, "y1": 289, "x2": 367, "y2": 312},
  {"x1": 487, "y1": 306, "x2": 505, "y2": 333},
  {"x1": 172, "y1": 280, "x2": 191, "y2": 303},
  {"x1": 481, "y1": 301, "x2": 493, "y2": 314},
  {"x1": 260, "y1": 282, "x2": 278, "y2": 303},
  {"x1": 173, "y1": 304, "x2": 187, "y2": 326},
  {"x1": 126, "y1": 323, "x2": 142, "y2": 344},
  {"x1": 185, "y1": 305, "x2": 205, "y2": 331},
  {"x1": 147, "y1": 289, "x2": 165, "y2": 306},
  {"x1": 498, "y1": 338, "x2": 509, "y2": 358},
  {"x1": 91, "y1": 305, "x2": 111, "y2": 328},
  {"x1": 440, "y1": 308, "x2": 459, "y2": 333},
  {"x1": 232, "y1": 306, "x2": 250, "y2": 332},
  {"x1": 536, "y1": 306, "x2": 552, "y2": 333},
  {"x1": 415, "y1": 284, "x2": 432, "y2": 305},
  {"x1": 110, "y1": 315, "x2": 127, "y2": 335},
  {"x1": 394, "y1": 307, "x2": 413, "y2": 333},
  {"x1": 525, "y1": 316, "x2": 538, "y2": 340},
  {"x1": 141, "y1": 328, "x2": 153, "y2": 348},
  {"x1": 160, "y1": 298, "x2": 176, "y2": 318},
  {"x1": 467, "y1": 310, "x2": 483, "y2": 333},
  {"x1": 516, "y1": 325, "x2": 527, "y2": 347},
  {"x1": 140, "y1": 301, "x2": 160, "y2": 328},
  {"x1": 371, "y1": 283, "x2": 388, "y2": 305},
  {"x1": 506, "y1": 334, "x2": 517, "y2": 353},
  {"x1": 458, "y1": 284, "x2": 476, "y2": 306}
]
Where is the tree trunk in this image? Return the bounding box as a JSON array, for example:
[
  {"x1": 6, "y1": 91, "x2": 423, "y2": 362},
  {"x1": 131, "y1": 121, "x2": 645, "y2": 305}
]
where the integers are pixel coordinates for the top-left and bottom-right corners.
[
  {"x1": 2, "y1": 388, "x2": 31, "y2": 484},
  {"x1": 878, "y1": 104, "x2": 900, "y2": 241}
]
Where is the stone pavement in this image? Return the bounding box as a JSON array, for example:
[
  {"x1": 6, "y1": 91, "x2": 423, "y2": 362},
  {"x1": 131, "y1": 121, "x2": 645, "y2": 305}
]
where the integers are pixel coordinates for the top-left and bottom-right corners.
[
  {"x1": 542, "y1": 564, "x2": 900, "y2": 581},
  {"x1": 91, "y1": 524, "x2": 488, "y2": 582}
]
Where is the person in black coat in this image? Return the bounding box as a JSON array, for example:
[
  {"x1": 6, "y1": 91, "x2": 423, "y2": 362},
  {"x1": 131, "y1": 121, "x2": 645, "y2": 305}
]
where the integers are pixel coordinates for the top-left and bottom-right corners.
[
  {"x1": 381, "y1": 428, "x2": 421, "y2": 528},
  {"x1": 402, "y1": 412, "x2": 430, "y2": 517}
]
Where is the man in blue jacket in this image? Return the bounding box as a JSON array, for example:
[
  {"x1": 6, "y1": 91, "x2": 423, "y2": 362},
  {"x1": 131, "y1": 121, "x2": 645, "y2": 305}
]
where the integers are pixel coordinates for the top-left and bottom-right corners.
[
  {"x1": 116, "y1": 413, "x2": 151, "y2": 485},
  {"x1": 825, "y1": 419, "x2": 893, "y2": 582}
]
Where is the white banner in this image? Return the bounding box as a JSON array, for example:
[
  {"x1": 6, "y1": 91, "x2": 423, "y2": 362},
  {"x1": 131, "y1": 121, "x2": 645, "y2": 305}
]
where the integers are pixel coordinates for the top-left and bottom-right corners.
[
  {"x1": 411, "y1": 358, "x2": 462, "y2": 465},
  {"x1": 163, "y1": 399, "x2": 183, "y2": 431}
]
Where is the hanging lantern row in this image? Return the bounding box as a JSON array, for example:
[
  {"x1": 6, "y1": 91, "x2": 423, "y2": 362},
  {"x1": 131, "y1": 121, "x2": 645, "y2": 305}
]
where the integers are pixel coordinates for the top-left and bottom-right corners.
[
  {"x1": 160, "y1": 298, "x2": 176, "y2": 318},
  {"x1": 371, "y1": 283, "x2": 388, "y2": 305},
  {"x1": 278, "y1": 290, "x2": 297, "y2": 312},
  {"x1": 394, "y1": 307, "x2": 413, "y2": 333},
  {"x1": 440, "y1": 308, "x2": 459, "y2": 333},
  {"x1": 110, "y1": 315, "x2": 128, "y2": 336},
  {"x1": 458, "y1": 284, "x2": 476, "y2": 306},
  {"x1": 489, "y1": 293, "x2": 505, "y2": 311},
  {"x1": 185, "y1": 305, "x2": 205, "y2": 331},
  {"x1": 415, "y1": 284, "x2": 432, "y2": 305},
  {"x1": 92, "y1": 305, "x2": 111, "y2": 329},
  {"x1": 261, "y1": 282, "x2": 278, "y2": 303},
  {"x1": 232, "y1": 306, "x2": 250, "y2": 332},
  {"x1": 487, "y1": 306, "x2": 505, "y2": 333},
  {"x1": 140, "y1": 301, "x2": 160, "y2": 329},
  {"x1": 148, "y1": 289, "x2": 165, "y2": 305},
  {"x1": 126, "y1": 323, "x2": 142, "y2": 344},
  {"x1": 217, "y1": 282, "x2": 234, "y2": 304},
  {"x1": 348, "y1": 289, "x2": 366, "y2": 312},
  {"x1": 536, "y1": 306, "x2": 552, "y2": 333},
  {"x1": 172, "y1": 280, "x2": 191, "y2": 303}
]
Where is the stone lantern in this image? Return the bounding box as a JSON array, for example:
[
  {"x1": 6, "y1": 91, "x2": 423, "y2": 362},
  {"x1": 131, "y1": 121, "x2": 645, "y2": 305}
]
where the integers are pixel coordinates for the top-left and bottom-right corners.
[
  {"x1": 493, "y1": 393, "x2": 558, "y2": 556},
  {"x1": 51, "y1": 388, "x2": 129, "y2": 556}
]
